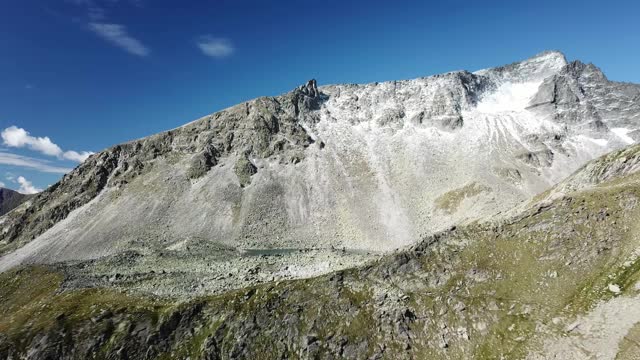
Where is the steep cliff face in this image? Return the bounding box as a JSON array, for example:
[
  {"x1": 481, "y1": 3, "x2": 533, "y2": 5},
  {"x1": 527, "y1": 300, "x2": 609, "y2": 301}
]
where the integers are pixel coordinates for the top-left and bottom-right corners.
[
  {"x1": 527, "y1": 60, "x2": 640, "y2": 132},
  {"x1": 0, "y1": 51, "x2": 639, "y2": 299}
]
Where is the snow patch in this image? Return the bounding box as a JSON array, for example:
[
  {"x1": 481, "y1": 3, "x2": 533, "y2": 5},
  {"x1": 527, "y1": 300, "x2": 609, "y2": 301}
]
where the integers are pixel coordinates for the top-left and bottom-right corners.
[
  {"x1": 476, "y1": 81, "x2": 542, "y2": 114},
  {"x1": 611, "y1": 127, "x2": 635, "y2": 145},
  {"x1": 584, "y1": 137, "x2": 609, "y2": 147}
]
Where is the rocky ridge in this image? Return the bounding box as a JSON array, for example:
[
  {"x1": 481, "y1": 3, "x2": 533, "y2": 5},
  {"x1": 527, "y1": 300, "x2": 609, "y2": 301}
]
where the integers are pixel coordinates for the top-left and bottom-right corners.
[{"x1": 0, "y1": 80, "x2": 320, "y2": 254}]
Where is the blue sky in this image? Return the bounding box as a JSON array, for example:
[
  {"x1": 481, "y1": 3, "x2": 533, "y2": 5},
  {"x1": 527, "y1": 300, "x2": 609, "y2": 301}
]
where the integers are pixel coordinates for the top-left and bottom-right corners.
[{"x1": 1, "y1": 0, "x2": 639, "y2": 193}]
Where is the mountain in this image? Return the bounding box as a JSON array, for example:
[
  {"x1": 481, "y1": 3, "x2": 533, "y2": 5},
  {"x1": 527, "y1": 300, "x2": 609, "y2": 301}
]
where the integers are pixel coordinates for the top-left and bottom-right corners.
[
  {"x1": 0, "y1": 188, "x2": 31, "y2": 216},
  {"x1": 2, "y1": 51, "x2": 639, "y2": 296},
  {"x1": 1, "y1": 50, "x2": 640, "y2": 359},
  {"x1": 2, "y1": 136, "x2": 640, "y2": 360}
]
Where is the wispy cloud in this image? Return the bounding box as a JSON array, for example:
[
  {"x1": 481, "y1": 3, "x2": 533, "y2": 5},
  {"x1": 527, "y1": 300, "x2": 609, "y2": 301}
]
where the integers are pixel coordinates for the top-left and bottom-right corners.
[
  {"x1": 66, "y1": 0, "x2": 150, "y2": 56},
  {"x1": 89, "y1": 23, "x2": 150, "y2": 57},
  {"x1": 16, "y1": 176, "x2": 42, "y2": 194},
  {"x1": 1, "y1": 126, "x2": 94, "y2": 163},
  {"x1": 66, "y1": 0, "x2": 106, "y2": 20},
  {"x1": 196, "y1": 36, "x2": 234, "y2": 58},
  {"x1": 0, "y1": 152, "x2": 73, "y2": 174}
]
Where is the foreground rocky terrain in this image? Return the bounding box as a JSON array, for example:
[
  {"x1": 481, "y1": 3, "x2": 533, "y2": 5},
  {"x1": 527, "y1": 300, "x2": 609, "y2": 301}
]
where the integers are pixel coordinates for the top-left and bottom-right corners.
[{"x1": 1, "y1": 51, "x2": 640, "y2": 359}]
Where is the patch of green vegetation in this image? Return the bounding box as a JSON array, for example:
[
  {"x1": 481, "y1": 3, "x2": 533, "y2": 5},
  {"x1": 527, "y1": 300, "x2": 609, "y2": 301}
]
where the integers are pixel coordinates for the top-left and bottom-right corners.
[
  {"x1": 0, "y1": 267, "x2": 63, "y2": 332},
  {"x1": 0, "y1": 266, "x2": 168, "y2": 354},
  {"x1": 475, "y1": 314, "x2": 536, "y2": 360},
  {"x1": 234, "y1": 156, "x2": 257, "y2": 187},
  {"x1": 164, "y1": 151, "x2": 183, "y2": 165},
  {"x1": 434, "y1": 182, "x2": 490, "y2": 213},
  {"x1": 410, "y1": 175, "x2": 640, "y2": 358},
  {"x1": 569, "y1": 252, "x2": 640, "y2": 314},
  {"x1": 341, "y1": 285, "x2": 372, "y2": 306},
  {"x1": 529, "y1": 187, "x2": 553, "y2": 204},
  {"x1": 557, "y1": 187, "x2": 640, "y2": 314}
]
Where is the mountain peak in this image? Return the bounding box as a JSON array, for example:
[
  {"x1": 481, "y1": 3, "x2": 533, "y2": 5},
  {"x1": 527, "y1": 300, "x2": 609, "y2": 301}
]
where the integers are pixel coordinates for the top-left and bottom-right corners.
[
  {"x1": 475, "y1": 50, "x2": 567, "y2": 82},
  {"x1": 562, "y1": 60, "x2": 608, "y2": 82},
  {"x1": 529, "y1": 50, "x2": 567, "y2": 63}
]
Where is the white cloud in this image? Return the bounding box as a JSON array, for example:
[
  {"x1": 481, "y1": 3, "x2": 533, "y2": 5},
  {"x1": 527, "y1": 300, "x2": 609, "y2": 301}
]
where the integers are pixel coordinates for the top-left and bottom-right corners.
[
  {"x1": 89, "y1": 22, "x2": 150, "y2": 57},
  {"x1": 1, "y1": 126, "x2": 62, "y2": 157},
  {"x1": 0, "y1": 152, "x2": 73, "y2": 174},
  {"x1": 16, "y1": 176, "x2": 42, "y2": 194},
  {"x1": 196, "y1": 36, "x2": 234, "y2": 58},
  {"x1": 63, "y1": 150, "x2": 94, "y2": 162},
  {"x1": 0, "y1": 181, "x2": 5, "y2": 188},
  {"x1": 1, "y1": 126, "x2": 93, "y2": 163}
]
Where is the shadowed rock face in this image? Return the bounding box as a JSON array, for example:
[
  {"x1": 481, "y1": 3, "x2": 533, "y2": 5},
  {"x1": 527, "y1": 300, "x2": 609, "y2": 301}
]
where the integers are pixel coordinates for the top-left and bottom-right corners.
[
  {"x1": 0, "y1": 51, "x2": 639, "y2": 300},
  {"x1": 528, "y1": 60, "x2": 640, "y2": 131}
]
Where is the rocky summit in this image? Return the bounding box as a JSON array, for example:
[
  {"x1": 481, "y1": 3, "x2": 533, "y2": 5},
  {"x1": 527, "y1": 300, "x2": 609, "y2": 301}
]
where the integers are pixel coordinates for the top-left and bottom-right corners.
[{"x1": 1, "y1": 51, "x2": 640, "y2": 359}]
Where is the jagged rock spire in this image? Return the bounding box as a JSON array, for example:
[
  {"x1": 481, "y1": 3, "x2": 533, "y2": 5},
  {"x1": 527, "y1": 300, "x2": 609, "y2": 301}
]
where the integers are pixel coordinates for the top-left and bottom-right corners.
[
  {"x1": 292, "y1": 79, "x2": 322, "y2": 116},
  {"x1": 297, "y1": 79, "x2": 319, "y2": 98}
]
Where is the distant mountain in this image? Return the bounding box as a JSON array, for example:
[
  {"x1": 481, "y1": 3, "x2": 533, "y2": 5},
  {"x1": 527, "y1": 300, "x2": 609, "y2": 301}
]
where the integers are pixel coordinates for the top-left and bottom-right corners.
[{"x1": 0, "y1": 188, "x2": 30, "y2": 216}]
